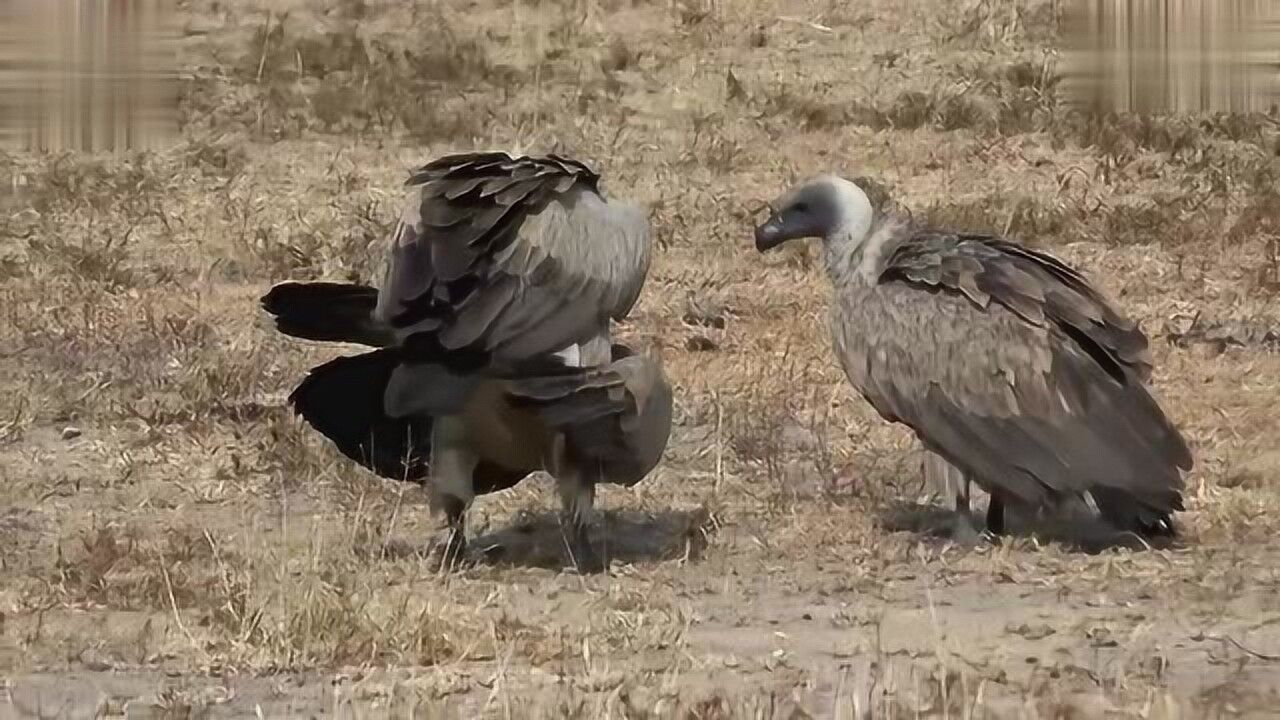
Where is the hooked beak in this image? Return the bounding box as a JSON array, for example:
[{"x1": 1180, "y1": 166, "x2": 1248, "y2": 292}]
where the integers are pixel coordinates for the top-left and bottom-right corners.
[{"x1": 754, "y1": 211, "x2": 789, "y2": 252}]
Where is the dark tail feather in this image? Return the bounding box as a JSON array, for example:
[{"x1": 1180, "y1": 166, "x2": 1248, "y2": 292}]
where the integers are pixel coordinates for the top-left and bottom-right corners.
[
  {"x1": 287, "y1": 348, "x2": 433, "y2": 482},
  {"x1": 261, "y1": 281, "x2": 391, "y2": 347},
  {"x1": 1089, "y1": 486, "x2": 1182, "y2": 539}
]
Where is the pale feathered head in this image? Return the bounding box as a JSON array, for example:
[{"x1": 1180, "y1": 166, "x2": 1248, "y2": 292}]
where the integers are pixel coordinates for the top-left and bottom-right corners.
[{"x1": 753, "y1": 174, "x2": 874, "y2": 252}]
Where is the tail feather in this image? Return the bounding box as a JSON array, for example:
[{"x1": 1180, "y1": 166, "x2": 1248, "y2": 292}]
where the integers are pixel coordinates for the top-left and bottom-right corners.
[
  {"x1": 286, "y1": 348, "x2": 530, "y2": 495},
  {"x1": 261, "y1": 281, "x2": 391, "y2": 347},
  {"x1": 287, "y1": 348, "x2": 433, "y2": 482},
  {"x1": 1088, "y1": 486, "x2": 1182, "y2": 539}
]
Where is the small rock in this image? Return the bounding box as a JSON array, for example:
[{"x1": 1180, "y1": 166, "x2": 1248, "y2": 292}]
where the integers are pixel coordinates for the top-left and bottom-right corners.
[
  {"x1": 406, "y1": 669, "x2": 472, "y2": 699},
  {"x1": 685, "y1": 335, "x2": 718, "y2": 352},
  {"x1": 78, "y1": 648, "x2": 112, "y2": 671},
  {"x1": 1087, "y1": 627, "x2": 1118, "y2": 648},
  {"x1": 61, "y1": 426, "x2": 82, "y2": 440},
  {"x1": 682, "y1": 294, "x2": 729, "y2": 329},
  {"x1": 1006, "y1": 622, "x2": 1056, "y2": 640},
  {"x1": 1222, "y1": 450, "x2": 1280, "y2": 489},
  {"x1": 622, "y1": 686, "x2": 658, "y2": 716}
]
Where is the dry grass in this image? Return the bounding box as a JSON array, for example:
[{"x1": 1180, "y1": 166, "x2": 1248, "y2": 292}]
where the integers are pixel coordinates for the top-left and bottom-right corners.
[{"x1": 3, "y1": 0, "x2": 1280, "y2": 717}]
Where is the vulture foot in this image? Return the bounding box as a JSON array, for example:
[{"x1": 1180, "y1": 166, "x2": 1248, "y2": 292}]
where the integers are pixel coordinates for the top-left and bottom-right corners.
[
  {"x1": 946, "y1": 514, "x2": 987, "y2": 547},
  {"x1": 942, "y1": 488, "x2": 991, "y2": 546},
  {"x1": 431, "y1": 494, "x2": 471, "y2": 572},
  {"x1": 556, "y1": 473, "x2": 606, "y2": 574},
  {"x1": 434, "y1": 528, "x2": 470, "y2": 571},
  {"x1": 477, "y1": 542, "x2": 506, "y2": 562},
  {"x1": 563, "y1": 522, "x2": 606, "y2": 574},
  {"x1": 985, "y1": 494, "x2": 1006, "y2": 536}
]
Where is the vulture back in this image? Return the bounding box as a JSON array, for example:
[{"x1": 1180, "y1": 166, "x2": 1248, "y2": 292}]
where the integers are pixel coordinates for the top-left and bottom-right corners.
[{"x1": 372, "y1": 152, "x2": 653, "y2": 368}]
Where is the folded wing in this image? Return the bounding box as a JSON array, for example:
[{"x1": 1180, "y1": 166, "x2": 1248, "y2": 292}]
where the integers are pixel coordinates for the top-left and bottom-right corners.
[
  {"x1": 503, "y1": 344, "x2": 674, "y2": 487},
  {"x1": 375, "y1": 153, "x2": 653, "y2": 368}
]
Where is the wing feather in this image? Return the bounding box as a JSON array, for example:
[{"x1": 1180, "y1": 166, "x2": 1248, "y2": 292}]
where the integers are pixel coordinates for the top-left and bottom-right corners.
[
  {"x1": 882, "y1": 232, "x2": 1154, "y2": 382},
  {"x1": 285, "y1": 348, "x2": 529, "y2": 493},
  {"x1": 504, "y1": 344, "x2": 673, "y2": 487},
  {"x1": 373, "y1": 152, "x2": 651, "y2": 367}
]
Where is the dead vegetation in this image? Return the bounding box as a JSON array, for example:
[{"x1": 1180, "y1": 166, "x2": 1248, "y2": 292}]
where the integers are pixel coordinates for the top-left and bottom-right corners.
[{"x1": 2, "y1": 0, "x2": 1280, "y2": 716}]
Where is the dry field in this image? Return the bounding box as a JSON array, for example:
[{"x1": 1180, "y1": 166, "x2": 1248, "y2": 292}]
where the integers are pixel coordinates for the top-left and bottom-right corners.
[{"x1": 3, "y1": 0, "x2": 1280, "y2": 717}]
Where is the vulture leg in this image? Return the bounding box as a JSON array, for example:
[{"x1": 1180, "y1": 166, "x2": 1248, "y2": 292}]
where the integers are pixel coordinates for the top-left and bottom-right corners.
[
  {"x1": 955, "y1": 477, "x2": 971, "y2": 515},
  {"x1": 438, "y1": 494, "x2": 469, "y2": 569},
  {"x1": 549, "y1": 434, "x2": 605, "y2": 574},
  {"x1": 428, "y1": 417, "x2": 477, "y2": 569},
  {"x1": 985, "y1": 492, "x2": 1006, "y2": 536},
  {"x1": 559, "y1": 475, "x2": 603, "y2": 574},
  {"x1": 923, "y1": 451, "x2": 983, "y2": 544},
  {"x1": 952, "y1": 476, "x2": 988, "y2": 545}
]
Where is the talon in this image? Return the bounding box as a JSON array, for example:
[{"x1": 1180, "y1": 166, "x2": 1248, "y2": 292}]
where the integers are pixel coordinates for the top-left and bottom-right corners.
[
  {"x1": 435, "y1": 527, "x2": 468, "y2": 571},
  {"x1": 571, "y1": 542, "x2": 606, "y2": 574},
  {"x1": 564, "y1": 522, "x2": 606, "y2": 574}
]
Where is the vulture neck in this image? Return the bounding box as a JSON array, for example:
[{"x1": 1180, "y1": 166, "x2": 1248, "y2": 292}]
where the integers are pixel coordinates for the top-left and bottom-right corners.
[{"x1": 823, "y1": 207, "x2": 904, "y2": 289}]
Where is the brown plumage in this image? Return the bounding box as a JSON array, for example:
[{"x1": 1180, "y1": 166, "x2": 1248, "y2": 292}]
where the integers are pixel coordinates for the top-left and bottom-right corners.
[
  {"x1": 283, "y1": 341, "x2": 674, "y2": 570},
  {"x1": 754, "y1": 174, "x2": 1192, "y2": 541},
  {"x1": 261, "y1": 151, "x2": 661, "y2": 573}
]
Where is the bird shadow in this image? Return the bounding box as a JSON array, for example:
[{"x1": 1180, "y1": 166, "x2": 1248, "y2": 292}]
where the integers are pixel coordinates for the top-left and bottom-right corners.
[
  {"x1": 381, "y1": 506, "x2": 718, "y2": 572},
  {"x1": 878, "y1": 498, "x2": 1181, "y2": 554}
]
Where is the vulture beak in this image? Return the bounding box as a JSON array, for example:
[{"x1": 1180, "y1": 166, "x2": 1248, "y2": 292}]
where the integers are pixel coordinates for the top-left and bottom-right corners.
[{"x1": 754, "y1": 210, "x2": 789, "y2": 252}]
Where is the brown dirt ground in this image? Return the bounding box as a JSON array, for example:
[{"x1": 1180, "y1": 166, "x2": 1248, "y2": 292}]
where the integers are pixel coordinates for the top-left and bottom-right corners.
[{"x1": 3, "y1": 0, "x2": 1280, "y2": 717}]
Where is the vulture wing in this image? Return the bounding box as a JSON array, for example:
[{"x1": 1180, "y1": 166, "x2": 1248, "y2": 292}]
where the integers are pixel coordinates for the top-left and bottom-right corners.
[
  {"x1": 883, "y1": 232, "x2": 1155, "y2": 382},
  {"x1": 836, "y1": 232, "x2": 1191, "y2": 533},
  {"x1": 375, "y1": 152, "x2": 652, "y2": 368},
  {"x1": 504, "y1": 344, "x2": 674, "y2": 487}
]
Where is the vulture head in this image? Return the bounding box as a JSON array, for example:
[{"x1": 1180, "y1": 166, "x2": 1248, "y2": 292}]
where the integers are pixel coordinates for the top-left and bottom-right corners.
[{"x1": 754, "y1": 174, "x2": 874, "y2": 252}]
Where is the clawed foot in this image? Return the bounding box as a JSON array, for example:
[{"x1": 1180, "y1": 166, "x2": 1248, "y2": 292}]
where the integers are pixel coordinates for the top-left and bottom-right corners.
[
  {"x1": 947, "y1": 513, "x2": 1005, "y2": 547},
  {"x1": 946, "y1": 514, "x2": 986, "y2": 546},
  {"x1": 431, "y1": 527, "x2": 470, "y2": 571},
  {"x1": 563, "y1": 523, "x2": 607, "y2": 575},
  {"x1": 571, "y1": 542, "x2": 606, "y2": 575}
]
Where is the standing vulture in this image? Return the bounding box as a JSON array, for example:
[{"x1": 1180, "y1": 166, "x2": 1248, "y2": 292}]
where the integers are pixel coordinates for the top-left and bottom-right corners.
[
  {"x1": 261, "y1": 151, "x2": 664, "y2": 573},
  {"x1": 752, "y1": 174, "x2": 1192, "y2": 541}
]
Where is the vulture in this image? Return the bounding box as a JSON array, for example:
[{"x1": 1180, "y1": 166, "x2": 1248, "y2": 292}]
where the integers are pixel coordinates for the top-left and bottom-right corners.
[
  {"x1": 261, "y1": 151, "x2": 667, "y2": 573},
  {"x1": 753, "y1": 174, "x2": 1193, "y2": 542}
]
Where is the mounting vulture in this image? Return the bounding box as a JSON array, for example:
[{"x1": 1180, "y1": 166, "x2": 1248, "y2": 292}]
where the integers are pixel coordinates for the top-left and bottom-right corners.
[
  {"x1": 261, "y1": 151, "x2": 670, "y2": 574},
  {"x1": 752, "y1": 174, "x2": 1193, "y2": 542}
]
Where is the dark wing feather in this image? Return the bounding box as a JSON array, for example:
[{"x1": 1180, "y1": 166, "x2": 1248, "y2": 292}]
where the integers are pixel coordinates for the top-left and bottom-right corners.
[
  {"x1": 286, "y1": 348, "x2": 527, "y2": 493},
  {"x1": 838, "y1": 231, "x2": 1191, "y2": 535},
  {"x1": 882, "y1": 232, "x2": 1155, "y2": 382},
  {"x1": 504, "y1": 364, "x2": 632, "y2": 436},
  {"x1": 373, "y1": 152, "x2": 646, "y2": 366},
  {"x1": 504, "y1": 345, "x2": 673, "y2": 487}
]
